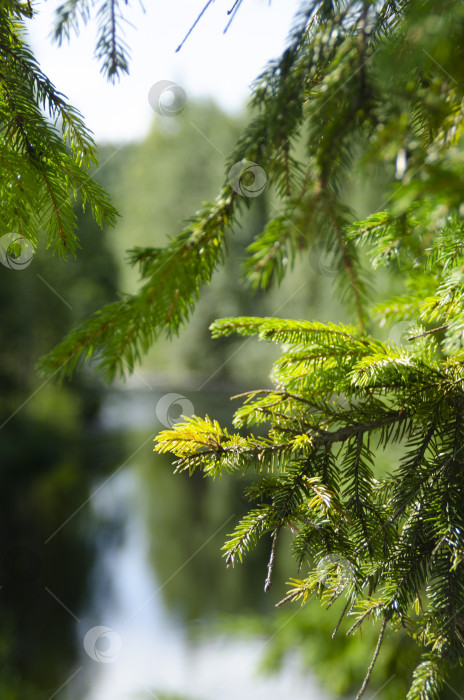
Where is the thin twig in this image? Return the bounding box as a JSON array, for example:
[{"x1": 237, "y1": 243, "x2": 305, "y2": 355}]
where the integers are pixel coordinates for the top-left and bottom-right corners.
[
  {"x1": 332, "y1": 598, "x2": 352, "y2": 639},
  {"x1": 176, "y1": 0, "x2": 216, "y2": 52},
  {"x1": 224, "y1": 0, "x2": 244, "y2": 33},
  {"x1": 264, "y1": 526, "x2": 281, "y2": 592},
  {"x1": 346, "y1": 604, "x2": 382, "y2": 636},
  {"x1": 275, "y1": 590, "x2": 300, "y2": 608},
  {"x1": 407, "y1": 324, "x2": 448, "y2": 341},
  {"x1": 355, "y1": 616, "x2": 388, "y2": 699}
]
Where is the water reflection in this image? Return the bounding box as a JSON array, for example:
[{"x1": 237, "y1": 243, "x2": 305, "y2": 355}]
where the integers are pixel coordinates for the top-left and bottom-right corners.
[
  {"x1": 81, "y1": 456, "x2": 328, "y2": 700},
  {"x1": 79, "y1": 402, "x2": 330, "y2": 700},
  {"x1": 1, "y1": 374, "x2": 329, "y2": 700}
]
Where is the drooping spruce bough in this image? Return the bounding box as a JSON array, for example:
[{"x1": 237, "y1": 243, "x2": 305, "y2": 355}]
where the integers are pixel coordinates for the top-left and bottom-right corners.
[
  {"x1": 0, "y1": 1, "x2": 119, "y2": 256},
  {"x1": 33, "y1": 0, "x2": 464, "y2": 697}
]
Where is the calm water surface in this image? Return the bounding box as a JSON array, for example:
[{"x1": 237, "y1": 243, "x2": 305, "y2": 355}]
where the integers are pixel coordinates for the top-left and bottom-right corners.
[{"x1": 73, "y1": 387, "x2": 332, "y2": 700}]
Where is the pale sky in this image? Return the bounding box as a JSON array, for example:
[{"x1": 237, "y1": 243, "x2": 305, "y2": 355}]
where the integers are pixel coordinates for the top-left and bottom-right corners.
[{"x1": 27, "y1": 0, "x2": 303, "y2": 143}]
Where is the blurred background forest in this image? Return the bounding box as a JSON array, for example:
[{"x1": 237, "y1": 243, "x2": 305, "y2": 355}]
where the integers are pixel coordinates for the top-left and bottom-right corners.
[{"x1": 3, "y1": 100, "x2": 464, "y2": 700}]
